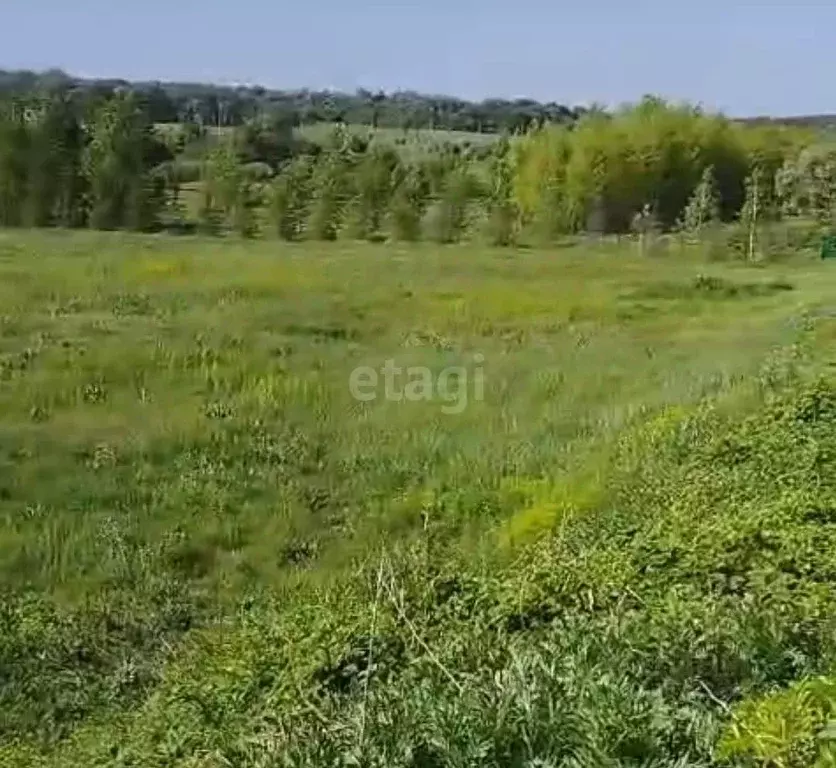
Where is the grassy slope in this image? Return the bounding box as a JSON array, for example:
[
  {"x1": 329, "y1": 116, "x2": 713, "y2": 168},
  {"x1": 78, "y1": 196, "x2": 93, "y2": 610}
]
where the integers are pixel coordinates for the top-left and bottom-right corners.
[{"x1": 0, "y1": 231, "x2": 835, "y2": 765}]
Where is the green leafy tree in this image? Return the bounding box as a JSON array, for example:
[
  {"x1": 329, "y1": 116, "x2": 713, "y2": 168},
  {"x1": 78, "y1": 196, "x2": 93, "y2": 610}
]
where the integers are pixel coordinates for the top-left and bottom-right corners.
[
  {"x1": 307, "y1": 150, "x2": 354, "y2": 241},
  {"x1": 85, "y1": 92, "x2": 168, "y2": 231},
  {"x1": 776, "y1": 147, "x2": 836, "y2": 226},
  {"x1": 199, "y1": 141, "x2": 242, "y2": 235},
  {"x1": 679, "y1": 165, "x2": 720, "y2": 240},
  {"x1": 513, "y1": 125, "x2": 573, "y2": 242},
  {"x1": 0, "y1": 99, "x2": 30, "y2": 226},
  {"x1": 23, "y1": 97, "x2": 67, "y2": 227},
  {"x1": 233, "y1": 180, "x2": 260, "y2": 239},
  {"x1": 425, "y1": 164, "x2": 476, "y2": 244},
  {"x1": 307, "y1": 163, "x2": 341, "y2": 241},
  {"x1": 51, "y1": 98, "x2": 87, "y2": 228},
  {"x1": 345, "y1": 147, "x2": 399, "y2": 240},
  {"x1": 16, "y1": 93, "x2": 88, "y2": 229},
  {"x1": 740, "y1": 165, "x2": 768, "y2": 261},
  {"x1": 511, "y1": 99, "x2": 805, "y2": 236},
  {"x1": 484, "y1": 137, "x2": 518, "y2": 246},
  {"x1": 270, "y1": 155, "x2": 315, "y2": 241},
  {"x1": 389, "y1": 164, "x2": 430, "y2": 242},
  {"x1": 235, "y1": 112, "x2": 300, "y2": 170},
  {"x1": 85, "y1": 96, "x2": 128, "y2": 230}
]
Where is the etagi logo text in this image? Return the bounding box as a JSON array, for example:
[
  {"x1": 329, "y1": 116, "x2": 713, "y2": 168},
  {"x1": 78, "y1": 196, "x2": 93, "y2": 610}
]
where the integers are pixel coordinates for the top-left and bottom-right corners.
[{"x1": 348, "y1": 355, "x2": 485, "y2": 414}]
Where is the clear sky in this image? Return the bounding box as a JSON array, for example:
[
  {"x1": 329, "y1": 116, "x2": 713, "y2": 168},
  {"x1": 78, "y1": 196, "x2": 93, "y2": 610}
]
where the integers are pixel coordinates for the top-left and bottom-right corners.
[{"x1": 1, "y1": 1, "x2": 832, "y2": 117}]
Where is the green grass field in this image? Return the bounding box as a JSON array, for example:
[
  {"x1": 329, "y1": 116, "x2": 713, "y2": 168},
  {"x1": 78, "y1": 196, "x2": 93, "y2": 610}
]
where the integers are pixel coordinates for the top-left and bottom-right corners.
[{"x1": 2, "y1": 231, "x2": 836, "y2": 765}]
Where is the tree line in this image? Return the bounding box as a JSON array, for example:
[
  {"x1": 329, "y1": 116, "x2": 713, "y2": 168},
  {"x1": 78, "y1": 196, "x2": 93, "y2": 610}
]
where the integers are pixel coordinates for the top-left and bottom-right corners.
[
  {"x1": 1, "y1": 88, "x2": 834, "y2": 254},
  {"x1": 195, "y1": 97, "x2": 836, "y2": 252},
  {"x1": 0, "y1": 68, "x2": 580, "y2": 135}
]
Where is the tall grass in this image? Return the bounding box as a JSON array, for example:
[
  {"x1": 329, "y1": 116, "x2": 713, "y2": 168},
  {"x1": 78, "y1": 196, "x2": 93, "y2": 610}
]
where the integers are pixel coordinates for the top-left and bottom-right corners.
[{"x1": 0, "y1": 231, "x2": 835, "y2": 765}]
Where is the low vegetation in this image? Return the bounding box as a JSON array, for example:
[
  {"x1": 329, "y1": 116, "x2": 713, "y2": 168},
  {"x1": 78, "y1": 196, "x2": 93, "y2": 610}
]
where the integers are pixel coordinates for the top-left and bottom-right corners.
[{"x1": 0, "y1": 229, "x2": 834, "y2": 765}]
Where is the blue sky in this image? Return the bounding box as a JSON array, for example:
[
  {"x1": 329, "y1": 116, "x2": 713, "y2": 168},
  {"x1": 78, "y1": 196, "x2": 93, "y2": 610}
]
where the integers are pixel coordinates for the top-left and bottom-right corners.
[{"x1": 1, "y1": 1, "x2": 832, "y2": 117}]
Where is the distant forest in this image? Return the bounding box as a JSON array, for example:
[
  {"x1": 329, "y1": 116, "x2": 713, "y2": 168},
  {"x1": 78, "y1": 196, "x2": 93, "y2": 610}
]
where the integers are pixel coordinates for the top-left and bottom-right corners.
[
  {"x1": 0, "y1": 68, "x2": 591, "y2": 135},
  {"x1": 4, "y1": 68, "x2": 833, "y2": 135}
]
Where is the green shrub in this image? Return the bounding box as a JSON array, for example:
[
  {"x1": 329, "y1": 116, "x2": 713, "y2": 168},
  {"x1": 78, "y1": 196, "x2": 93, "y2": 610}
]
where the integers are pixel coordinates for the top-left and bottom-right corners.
[
  {"x1": 424, "y1": 166, "x2": 477, "y2": 243},
  {"x1": 307, "y1": 152, "x2": 353, "y2": 240},
  {"x1": 270, "y1": 155, "x2": 315, "y2": 241},
  {"x1": 388, "y1": 165, "x2": 429, "y2": 242}
]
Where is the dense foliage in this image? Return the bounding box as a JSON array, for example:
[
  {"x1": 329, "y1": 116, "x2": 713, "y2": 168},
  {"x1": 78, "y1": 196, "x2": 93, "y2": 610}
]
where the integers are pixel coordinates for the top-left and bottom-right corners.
[
  {"x1": 0, "y1": 91, "x2": 173, "y2": 231},
  {"x1": 512, "y1": 99, "x2": 813, "y2": 234},
  {"x1": 1, "y1": 87, "x2": 831, "y2": 246}
]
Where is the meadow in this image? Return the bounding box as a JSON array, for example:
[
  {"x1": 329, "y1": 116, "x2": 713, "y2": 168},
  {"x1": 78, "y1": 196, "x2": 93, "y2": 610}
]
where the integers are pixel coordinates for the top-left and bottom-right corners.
[{"x1": 1, "y1": 230, "x2": 836, "y2": 766}]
